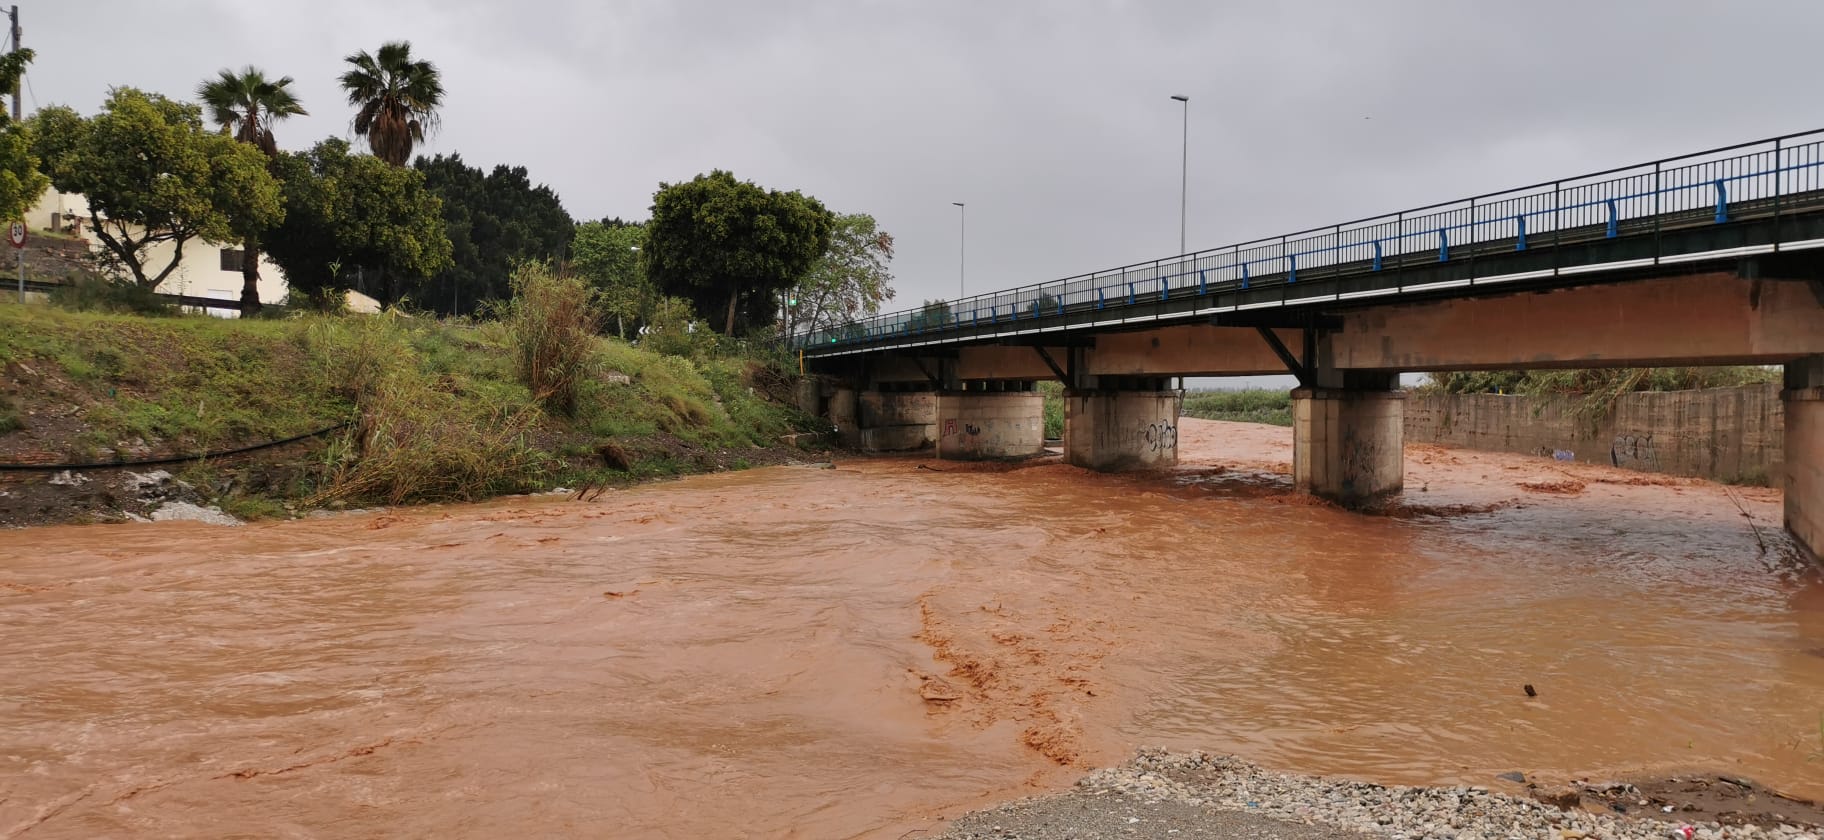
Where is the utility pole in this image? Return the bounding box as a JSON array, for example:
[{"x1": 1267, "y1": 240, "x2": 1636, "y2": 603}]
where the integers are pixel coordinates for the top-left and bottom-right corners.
[
  {"x1": 952, "y1": 202, "x2": 966, "y2": 299},
  {"x1": 1170, "y1": 95, "x2": 1189, "y2": 255},
  {"x1": 8, "y1": 6, "x2": 19, "y2": 123}
]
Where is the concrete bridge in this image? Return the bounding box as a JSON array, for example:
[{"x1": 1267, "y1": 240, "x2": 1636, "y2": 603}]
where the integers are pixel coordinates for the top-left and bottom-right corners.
[{"x1": 795, "y1": 131, "x2": 1824, "y2": 558}]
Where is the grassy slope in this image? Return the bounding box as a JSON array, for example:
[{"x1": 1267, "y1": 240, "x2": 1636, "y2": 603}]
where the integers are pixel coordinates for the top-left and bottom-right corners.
[
  {"x1": 1182, "y1": 389, "x2": 1293, "y2": 427},
  {"x1": 0, "y1": 304, "x2": 817, "y2": 519}
]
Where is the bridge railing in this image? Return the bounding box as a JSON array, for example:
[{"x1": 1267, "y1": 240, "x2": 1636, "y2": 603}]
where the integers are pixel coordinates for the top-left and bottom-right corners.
[{"x1": 801, "y1": 129, "x2": 1824, "y2": 349}]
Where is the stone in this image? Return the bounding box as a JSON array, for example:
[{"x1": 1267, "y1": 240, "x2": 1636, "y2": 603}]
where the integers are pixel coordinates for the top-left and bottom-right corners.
[{"x1": 148, "y1": 502, "x2": 241, "y2": 526}]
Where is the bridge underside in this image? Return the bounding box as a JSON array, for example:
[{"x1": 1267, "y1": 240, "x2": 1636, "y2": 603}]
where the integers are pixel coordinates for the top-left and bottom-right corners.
[{"x1": 806, "y1": 266, "x2": 1824, "y2": 560}]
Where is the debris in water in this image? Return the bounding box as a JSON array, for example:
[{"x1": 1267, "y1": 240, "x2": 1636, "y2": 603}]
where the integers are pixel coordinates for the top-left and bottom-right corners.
[{"x1": 1524, "y1": 684, "x2": 1538, "y2": 697}]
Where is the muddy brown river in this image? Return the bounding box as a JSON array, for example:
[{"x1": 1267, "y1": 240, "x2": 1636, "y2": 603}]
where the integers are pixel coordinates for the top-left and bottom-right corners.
[{"x1": 3, "y1": 418, "x2": 1821, "y2": 838}]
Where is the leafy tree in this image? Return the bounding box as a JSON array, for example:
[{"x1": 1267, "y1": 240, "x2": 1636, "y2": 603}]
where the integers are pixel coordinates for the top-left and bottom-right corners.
[
  {"x1": 340, "y1": 41, "x2": 443, "y2": 166},
  {"x1": 264, "y1": 138, "x2": 452, "y2": 307},
  {"x1": 0, "y1": 48, "x2": 33, "y2": 126},
  {"x1": 644, "y1": 170, "x2": 834, "y2": 335},
  {"x1": 572, "y1": 219, "x2": 649, "y2": 338},
  {"x1": 31, "y1": 88, "x2": 283, "y2": 290},
  {"x1": 411, "y1": 153, "x2": 574, "y2": 315},
  {"x1": 197, "y1": 66, "x2": 307, "y2": 314},
  {"x1": 0, "y1": 47, "x2": 47, "y2": 224},
  {"x1": 784, "y1": 212, "x2": 895, "y2": 337},
  {"x1": 904, "y1": 299, "x2": 952, "y2": 332}
]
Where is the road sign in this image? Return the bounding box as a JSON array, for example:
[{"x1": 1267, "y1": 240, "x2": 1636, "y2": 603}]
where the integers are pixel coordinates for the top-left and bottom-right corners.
[{"x1": 7, "y1": 221, "x2": 24, "y2": 249}]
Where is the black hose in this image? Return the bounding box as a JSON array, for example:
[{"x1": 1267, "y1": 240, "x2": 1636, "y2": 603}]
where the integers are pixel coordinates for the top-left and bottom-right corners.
[{"x1": 0, "y1": 422, "x2": 350, "y2": 472}]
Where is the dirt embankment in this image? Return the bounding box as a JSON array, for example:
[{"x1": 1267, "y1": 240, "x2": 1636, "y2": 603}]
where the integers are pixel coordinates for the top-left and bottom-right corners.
[{"x1": 0, "y1": 305, "x2": 825, "y2": 527}]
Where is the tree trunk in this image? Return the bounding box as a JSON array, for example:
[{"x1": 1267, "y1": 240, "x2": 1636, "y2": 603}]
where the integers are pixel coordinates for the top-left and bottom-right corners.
[
  {"x1": 239, "y1": 238, "x2": 262, "y2": 316},
  {"x1": 725, "y1": 290, "x2": 738, "y2": 335}
]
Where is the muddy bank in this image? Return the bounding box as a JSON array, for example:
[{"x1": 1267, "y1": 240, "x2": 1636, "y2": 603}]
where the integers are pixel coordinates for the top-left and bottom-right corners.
[{"x1": 3, "y1": 418, "x2": 1820, "y2": 838}]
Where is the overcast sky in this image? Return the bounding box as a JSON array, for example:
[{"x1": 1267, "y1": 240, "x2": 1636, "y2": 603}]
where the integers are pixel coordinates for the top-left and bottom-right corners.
[{"x1": 18, "y1": 0, "x2": 1823, "y2": 322}]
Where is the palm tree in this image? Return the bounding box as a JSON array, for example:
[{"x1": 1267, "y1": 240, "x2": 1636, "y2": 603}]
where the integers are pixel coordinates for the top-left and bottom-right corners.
[
  {"x1": 340, "y1": 41, "x2": 443, "y2": 167},
  {"x1": 197, "y1": 67, "x2": 307, "y2": 315}
]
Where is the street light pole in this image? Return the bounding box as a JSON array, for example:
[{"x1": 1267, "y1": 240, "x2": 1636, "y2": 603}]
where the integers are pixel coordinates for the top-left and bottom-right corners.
[
  {"x1": 952, "y1": 201, "x2": 966, "y2": 299},
  {"x1": 1170, "y1": 95, "x2": 1189, "y2": 255}
]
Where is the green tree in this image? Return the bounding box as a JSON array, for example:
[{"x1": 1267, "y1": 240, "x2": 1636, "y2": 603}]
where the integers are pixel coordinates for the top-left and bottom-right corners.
[
  {"x1": 904, "y1": 299, "x2": 952, "y2": 332},
  {"x1": 31, "y1": 88, "x2": 282, "y2": 290},
  {"x1": 644, "y1": 170, "x2": 834, "y2": 335},
  {"x1": 197, "y1": 66, "x2": 307, "y2": 314},
  {"x1": 572, "y1": 219, "x2": 649, "y2": 338},
  {"x1": 264, "y1": 138, "x2": 452, "y2": 308},
  {"x1": 0, "y1": 47, "x2": 32, "y2": 127},
  {"x1": 784, "y1": 212, "x2": 895, "y2": 337},
  {"x1": 340, "y1": 41, "x2": 443, "y2": 167},
  {"x1": 412, "y1": 153, "x2": 574, "y2": 315},
  {"x1": 0, "y1": 47, "x2": 47, "y2": 224}
]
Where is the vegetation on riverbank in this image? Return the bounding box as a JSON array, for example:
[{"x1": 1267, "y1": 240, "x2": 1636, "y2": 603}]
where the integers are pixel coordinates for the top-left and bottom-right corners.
[
  {"x1": 1183, "y1": 389, "x2": 1293, "y2": 427},
  {"x1": 0, "y1": 271, "x2": 821, "y2": 523}
]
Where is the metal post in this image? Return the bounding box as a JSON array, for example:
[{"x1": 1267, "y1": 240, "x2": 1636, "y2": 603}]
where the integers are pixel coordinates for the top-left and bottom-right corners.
[
  {"x1": 16, "y1": 245, "x2": 22, "y2": 304},
  {"x1": 952, "y1": 201, "x2": 966, "y2": 299},
  {"x1": 1171, "y1": 95, "x2": 1189, "y2": 255}
]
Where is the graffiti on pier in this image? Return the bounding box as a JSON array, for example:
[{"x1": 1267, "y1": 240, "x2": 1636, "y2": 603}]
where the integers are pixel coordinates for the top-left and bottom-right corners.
[
  {"x1": 964, "y1": 423, "x2": 982, "y2": 436},
  {"x1": 1143, "y1": 421, "x2": 1177, "y2": 453}
]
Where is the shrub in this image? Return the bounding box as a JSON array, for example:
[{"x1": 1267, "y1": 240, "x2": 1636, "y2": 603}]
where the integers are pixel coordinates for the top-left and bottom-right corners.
[
  {"x1": 1182, "y1": 389, "x2": 1293, "y2": 426},
  {"x1": 48, "y1": 275, "x2": 173, "y2": 316},
  {"x1": 497, "y1": 264, "x2": 603, "y2": 415}
]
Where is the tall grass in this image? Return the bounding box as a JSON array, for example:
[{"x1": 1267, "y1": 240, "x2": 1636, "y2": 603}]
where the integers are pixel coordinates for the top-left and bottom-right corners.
[
  {"x1": 496, "y1": 264, "x2": 602, "y2": 415},
  {"x1": 303, "y1": 316, "x2": 552, "y2": 506},
  {"x1": 1182, "y1": 389, "x2": 1292, "y2": 426},
  {"x1": 1423, "y1": 366, "x2": 1782, "y2": 425}
]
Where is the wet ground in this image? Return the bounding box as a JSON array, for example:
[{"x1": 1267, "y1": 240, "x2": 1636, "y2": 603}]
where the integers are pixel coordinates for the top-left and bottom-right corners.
[{"x1": 2, "y1": 419, "x2": 1820, "y2": 838}]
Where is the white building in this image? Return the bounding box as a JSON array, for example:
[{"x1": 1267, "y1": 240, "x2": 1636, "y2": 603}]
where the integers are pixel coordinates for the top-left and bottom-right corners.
[{"x1": 28, "y1": 190, "x2": 290, "y2": 310}]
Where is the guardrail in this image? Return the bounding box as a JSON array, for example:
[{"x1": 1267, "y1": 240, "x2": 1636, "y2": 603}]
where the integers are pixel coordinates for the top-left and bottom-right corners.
[
  {"x1": 15, "y1": 278, "x2": 263, "y2": 314},
  {"x1": 798, "y1": 128, "x2": 1824, "y2": 350}
]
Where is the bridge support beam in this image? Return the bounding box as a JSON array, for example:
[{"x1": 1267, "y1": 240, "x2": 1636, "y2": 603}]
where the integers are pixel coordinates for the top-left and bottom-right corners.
[
  {"x1": 1063, "y1": 379, "x2": 1182, "y2": 471},
  {"x1": 1786, "y1": 355, "x2": 1824, "y2": 560},
  {"x1": 1292, "y1": 373, "x2": 1406, "y2": 505},
  {"x1": 935, "y1": 385, "x2": 1045, "y2": 460}
]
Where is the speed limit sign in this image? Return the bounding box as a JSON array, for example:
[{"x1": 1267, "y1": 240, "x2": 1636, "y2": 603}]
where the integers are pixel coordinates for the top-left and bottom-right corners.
[{"x1": 7, "y1": 221, "x2": 24, "y2": 249}]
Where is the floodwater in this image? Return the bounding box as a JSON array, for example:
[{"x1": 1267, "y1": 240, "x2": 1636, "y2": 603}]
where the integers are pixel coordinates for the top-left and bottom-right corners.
[{"x1": 2, "y1": 418, "x2": 1821, "y2": 839}]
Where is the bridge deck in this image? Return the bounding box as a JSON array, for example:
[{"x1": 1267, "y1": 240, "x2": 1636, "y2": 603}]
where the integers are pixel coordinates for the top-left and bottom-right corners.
[{"x1": 803, "y1": 130, "x2": 1824, "y2": 357}]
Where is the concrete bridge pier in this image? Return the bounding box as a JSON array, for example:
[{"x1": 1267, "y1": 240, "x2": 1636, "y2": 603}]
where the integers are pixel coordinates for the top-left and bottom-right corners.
[
  {"x1": 1786, "y1": 355, "x2": 1824, "y2": 559},
  {"x1": 1292, "y1": 372, "x2": 1406, "y2": 505},
  {"x1": 1063, "y1": 378, "x2": 1182, "y2": 471},
  {"x1": 831, "y1": 386, "x2": 938, "y2": 451},
  {"x1": 935, "y1": 382, "x2": 1046, "y2": 460}
]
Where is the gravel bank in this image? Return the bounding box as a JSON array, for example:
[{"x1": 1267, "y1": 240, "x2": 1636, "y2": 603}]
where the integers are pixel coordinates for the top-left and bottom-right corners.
[{"x1": 941, "y1": 750, "x2": 1823, "y2": 840}]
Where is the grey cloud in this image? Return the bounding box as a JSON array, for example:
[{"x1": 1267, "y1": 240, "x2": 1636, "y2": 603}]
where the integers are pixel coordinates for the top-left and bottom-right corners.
[{"x1": 17, "y1": 0, "x2": 1823, "y2": 311}]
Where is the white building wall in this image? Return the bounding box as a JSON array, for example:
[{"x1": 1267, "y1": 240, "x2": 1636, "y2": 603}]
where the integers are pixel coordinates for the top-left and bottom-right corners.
[{"x1": 27, "y1": 190, "x2": 289, "y2": 310}]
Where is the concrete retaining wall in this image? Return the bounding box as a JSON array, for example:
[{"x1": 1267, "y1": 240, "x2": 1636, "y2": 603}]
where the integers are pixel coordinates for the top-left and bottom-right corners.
[{"x1": 1404, "y1": 384, "x2": 1783, "y2": 484}]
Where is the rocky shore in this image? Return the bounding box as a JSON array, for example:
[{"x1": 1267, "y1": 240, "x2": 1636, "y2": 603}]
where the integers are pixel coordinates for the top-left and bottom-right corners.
[{"x1": 941, "y1": 750, "x2": 1823, "y2": 840}]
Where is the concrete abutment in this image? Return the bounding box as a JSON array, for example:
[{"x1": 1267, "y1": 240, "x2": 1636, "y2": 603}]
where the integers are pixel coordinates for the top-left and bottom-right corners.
[
  {"x1": 1062, "y1": 387, "x2": 1182, "y2": 471},
  {"x1": 1785, "y1": 355, "x2": 1824, "y2": 560}
]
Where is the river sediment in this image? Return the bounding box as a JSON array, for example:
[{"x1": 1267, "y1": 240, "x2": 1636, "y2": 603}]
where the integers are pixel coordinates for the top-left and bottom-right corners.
[{"x1": 2, "y1": 418, "x2": 1819, "y2": 838}]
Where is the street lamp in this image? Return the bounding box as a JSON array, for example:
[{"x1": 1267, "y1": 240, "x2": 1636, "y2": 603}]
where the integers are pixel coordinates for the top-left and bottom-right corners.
[
  {"x1": 952, "y1": 201, "x2": 966, "y2": 299},
  {"x1": 1170, "y1": 94, "x2": 1188, "y2": 255}
]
